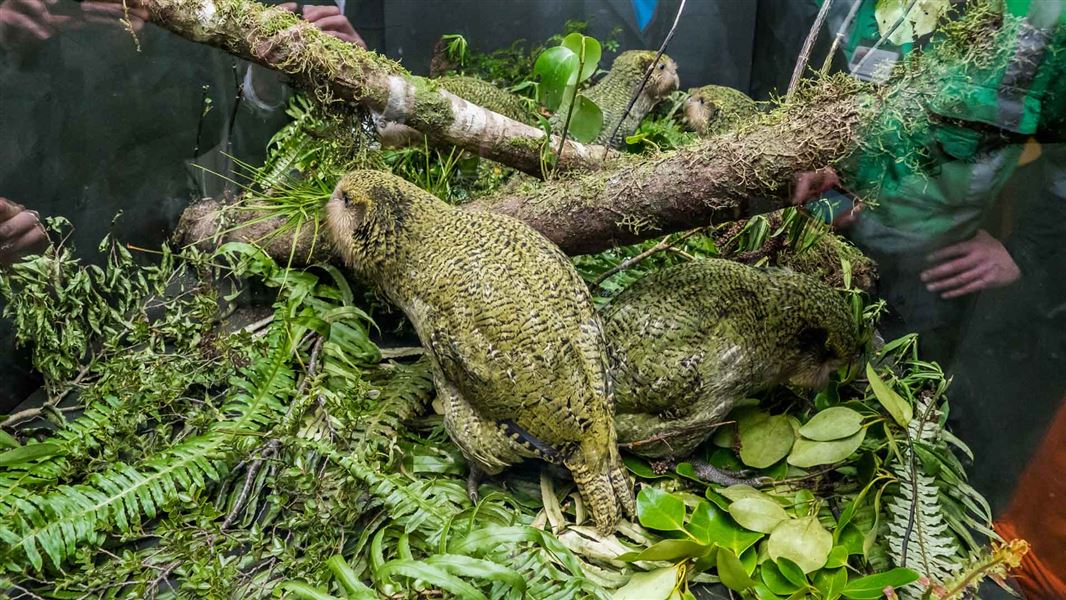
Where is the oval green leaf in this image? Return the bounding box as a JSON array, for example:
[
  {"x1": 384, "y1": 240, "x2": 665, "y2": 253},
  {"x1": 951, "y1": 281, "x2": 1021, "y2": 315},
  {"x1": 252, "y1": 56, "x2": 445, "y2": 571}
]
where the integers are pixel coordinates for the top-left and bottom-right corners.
[
  {"x1": 767, "y1": 516, "x2": 833, "y2": 574},
  {"x1": 799, "y1": 407, "x2": 864, "y2": 441},
  {"x1": 534, "y1": 46, "x2": 578, "y2": 110},
  {"x1": 686, "y1": 499, "x2": 764, "y2": 555},
  {"x1": 760, "y1": 561, "x2": 801, "y2": 595},
  {"x1": 728, "y1": 497, "x2": 789, "y2": 534},
  {"x1": 613, "y1": 565, "x2": 681, "y2": 600},
  {"x1": 841, "y1": 567, "x2": 920, "y2": 599},
  {"x1": 866, "y1": 362, "x2": 912, "y2": 427},
  {"x1": 787, "y1": 428, "x2": 867, "y2": 468},
  {"x1": 565, "y1": 94, "x2": 604, "y2": 143},
  {"x1": 625, "y1": 539, "x2": 711, "y2": 562},
  {"x1": 739, "y1": 412, "x2": 795, "y2": 468},
  {"x1": 560, "y1": 32, "x2": 602, "y2": 83},
  {"x1": 636, "y1": 486, "x2": 687, "y2": 532},
  {"x1": 717, "y1": 548, "x2": 757, "y2": 592}
]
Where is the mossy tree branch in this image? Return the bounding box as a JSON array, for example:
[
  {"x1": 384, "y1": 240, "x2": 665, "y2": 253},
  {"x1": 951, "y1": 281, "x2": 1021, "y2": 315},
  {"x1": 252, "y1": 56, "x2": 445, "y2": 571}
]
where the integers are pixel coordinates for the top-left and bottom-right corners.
[
  {"x1": 124, "y1": 0, "x2": 609, "y2": 177},
  {"x1": 178, "y1": 84, "x2": 867, "y2": 260}
]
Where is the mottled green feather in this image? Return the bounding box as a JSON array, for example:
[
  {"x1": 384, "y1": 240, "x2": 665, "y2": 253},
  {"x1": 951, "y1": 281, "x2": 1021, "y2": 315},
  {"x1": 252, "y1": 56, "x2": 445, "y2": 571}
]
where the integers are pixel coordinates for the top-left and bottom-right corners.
[
  {"x1": 437, "y1": 75, "x2": 536, "y2": 124},
  {"x1": 602, "y1": 259, "x2": 863, "y2": 459},
  {"x1": 551, "y1": 50, "x2": 679, "y2": 147},
  {"x1": 325, "y1": 170, "x2": 633, "y2": 533},
  {"x1": 682, "y1": 85, "x2": 759, "y2": 136}
]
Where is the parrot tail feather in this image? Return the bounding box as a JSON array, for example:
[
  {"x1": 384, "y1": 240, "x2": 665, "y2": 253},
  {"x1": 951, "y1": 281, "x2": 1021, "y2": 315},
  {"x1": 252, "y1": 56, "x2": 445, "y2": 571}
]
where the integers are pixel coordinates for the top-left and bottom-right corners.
[{"x1": 565, "y1": 443, "x2": 634, "y2": 534}]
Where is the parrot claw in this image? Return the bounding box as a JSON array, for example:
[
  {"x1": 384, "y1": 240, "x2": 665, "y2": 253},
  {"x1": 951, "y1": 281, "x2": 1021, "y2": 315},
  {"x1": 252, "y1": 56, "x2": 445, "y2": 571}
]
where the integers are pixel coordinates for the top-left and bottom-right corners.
[{"x1": 466, "y1": 464, "x2": 483, "y2": 504}]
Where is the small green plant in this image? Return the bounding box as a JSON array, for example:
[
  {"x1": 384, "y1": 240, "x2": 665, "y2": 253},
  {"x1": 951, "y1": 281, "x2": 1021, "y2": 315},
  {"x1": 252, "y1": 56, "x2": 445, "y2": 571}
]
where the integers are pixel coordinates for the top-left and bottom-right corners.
[{"x1": 534, "y1": 32, "x2": 604, "y2": 145}]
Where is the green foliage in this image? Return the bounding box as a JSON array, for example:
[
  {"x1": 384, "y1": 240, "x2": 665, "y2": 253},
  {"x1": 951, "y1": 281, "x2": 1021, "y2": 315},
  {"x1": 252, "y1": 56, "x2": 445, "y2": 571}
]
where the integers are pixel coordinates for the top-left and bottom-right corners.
[
  {"x1": 0, "y1": 221, "x2": 184, "y2": 391},
  {"x1": 534, "y1": 32, "x2": 604, "y2": 144}
]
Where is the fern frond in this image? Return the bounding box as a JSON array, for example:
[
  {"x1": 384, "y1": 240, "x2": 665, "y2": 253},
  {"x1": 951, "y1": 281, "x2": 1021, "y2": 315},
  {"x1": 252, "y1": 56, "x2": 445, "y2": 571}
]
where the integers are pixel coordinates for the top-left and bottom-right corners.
[
  {"x1": 884, "y1": 396, "x2": 963, "y2": 596},
  {"x1": 0, "y1": 327, "x2": 294, "y2": 573}
]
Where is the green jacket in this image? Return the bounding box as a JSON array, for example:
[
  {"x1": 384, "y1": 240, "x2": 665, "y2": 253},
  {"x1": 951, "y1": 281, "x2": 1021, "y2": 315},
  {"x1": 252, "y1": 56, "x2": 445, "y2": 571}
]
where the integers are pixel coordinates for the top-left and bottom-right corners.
[{"x1": 839, "y1": 0, "x2": 1066, "y2": 328}]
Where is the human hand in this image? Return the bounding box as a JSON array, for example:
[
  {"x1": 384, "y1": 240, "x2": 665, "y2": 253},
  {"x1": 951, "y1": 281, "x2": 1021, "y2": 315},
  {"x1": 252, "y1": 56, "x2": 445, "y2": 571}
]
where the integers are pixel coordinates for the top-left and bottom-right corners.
[
  {"x1": 790, "y1": 167, "x2": 863, "y2": 229},
  {"x1": 0, "y1": 0, "x2": 148, "y2": 53},
  {"x1": 791, "y1": 167, "x2": 840, "y2": 205},
  {"x1": 279, "y1": 2, "x2": 365, "y2": 48},
  {"x1": 920, "y1": 229, "x2": 1021, "y2": 299},
  {"x1": 0, "y1": 198, "x2": 49, "y2": 269},
  {"x1": 0, "y1": 0, "x2": 73, "y2": 50}
]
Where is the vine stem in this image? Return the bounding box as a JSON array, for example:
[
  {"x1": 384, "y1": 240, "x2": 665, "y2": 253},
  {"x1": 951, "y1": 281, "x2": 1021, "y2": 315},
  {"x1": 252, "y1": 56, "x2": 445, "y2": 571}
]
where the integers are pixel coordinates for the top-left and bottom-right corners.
[
  {"x1": 851, "y1": 0, "x2": 920, "y2": 78},
  {"x1": 821, "y1": 0, "x2": 865, "y2": 76},
  {"x1": 788, "y1": 0, "x2": 834, "y2": 98}
]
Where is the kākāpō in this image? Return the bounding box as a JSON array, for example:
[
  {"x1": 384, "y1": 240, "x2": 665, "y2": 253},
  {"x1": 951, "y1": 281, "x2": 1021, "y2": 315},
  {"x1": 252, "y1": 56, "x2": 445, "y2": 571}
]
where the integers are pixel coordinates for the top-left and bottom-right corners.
[
  {"x1": 551, "y1": 50, "x2": 679, "y2": 148},
  {"x1": 601, "y1": 258, "x2": 863, "y2": 481},
  {"x1": 325, "y1": 170, "x2": 634, "y2": 533},
  {"x1": 682, "y1": 84, "x2": 759, "y2": 137}
]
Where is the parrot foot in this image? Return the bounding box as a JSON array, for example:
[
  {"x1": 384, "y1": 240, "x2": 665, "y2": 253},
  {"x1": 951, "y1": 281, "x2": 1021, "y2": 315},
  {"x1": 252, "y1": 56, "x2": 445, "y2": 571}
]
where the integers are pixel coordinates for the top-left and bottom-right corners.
[
  {"x1": 466, "y1": 463, "x2": 483, "y2": 504},
  {"x1": 689, "y1": 459, "x2": 772, "y2": 487}
]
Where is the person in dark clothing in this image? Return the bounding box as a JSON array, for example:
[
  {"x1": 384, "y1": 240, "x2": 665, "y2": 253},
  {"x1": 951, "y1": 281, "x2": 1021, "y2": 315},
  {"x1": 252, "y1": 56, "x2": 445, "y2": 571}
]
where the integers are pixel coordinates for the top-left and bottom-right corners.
[{"x1": 0, "y1": 0, "x2": 363, "y2": 412}]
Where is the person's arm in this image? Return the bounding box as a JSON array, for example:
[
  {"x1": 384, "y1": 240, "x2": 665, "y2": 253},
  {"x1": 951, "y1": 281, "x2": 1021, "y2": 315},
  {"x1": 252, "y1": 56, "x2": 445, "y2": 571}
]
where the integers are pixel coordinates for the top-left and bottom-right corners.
[
  {"x1": 0, "y1": 197, "x2": 49, "y2": 269},
  {"x1": 278, "y1": 2, "x2": 365, "y2": 48}
]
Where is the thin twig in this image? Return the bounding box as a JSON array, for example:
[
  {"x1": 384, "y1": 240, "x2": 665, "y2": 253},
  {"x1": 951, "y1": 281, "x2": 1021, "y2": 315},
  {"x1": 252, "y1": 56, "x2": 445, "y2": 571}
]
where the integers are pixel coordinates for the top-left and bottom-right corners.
[
  {"x1": 900, "y1": 398, "x2": 940, "y2": 570},
  {"x1": 787, "y1": 0, "x2": 834, "y2": 97},
  {"x1": 242, "y1": 314, "x2": 275, "y2": 335},
  {"x1": 821, "y1": 0, "x2": 865, "y2": 76},
  {"x1": 851, "y1": 0, "x2": 920, "y2": 78},
  {"x1": 591, "y1": 228, "x2": 703, "y2": 288},
  {"x1": 220, "y1": 439, "x2": 279, "y2": 531},
  {"x1": 2, "y1": 363, "x2": 93, "y2": 428},
  {"x1": 145, "y1": 560, "x2": 182, "y2": 598},
  {"x1": 601, "y1": 0, "x2": 688, "y2": 158}
]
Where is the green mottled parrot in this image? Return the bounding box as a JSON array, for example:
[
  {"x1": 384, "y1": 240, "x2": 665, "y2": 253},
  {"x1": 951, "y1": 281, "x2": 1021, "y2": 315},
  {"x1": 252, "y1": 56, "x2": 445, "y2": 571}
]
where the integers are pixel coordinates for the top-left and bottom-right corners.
[
  {"x1": 602, "y1": 258, "x2": 863, "y2": 466},
  {"x1": 325, "y1": 170, "x2": 634, "y2": 533},
  {"x1": 552, "y1": 50, "x2": 679, "y2": 147},
  {"x1": 682, "y1": 85, "x2": 758, "y2": 136}
]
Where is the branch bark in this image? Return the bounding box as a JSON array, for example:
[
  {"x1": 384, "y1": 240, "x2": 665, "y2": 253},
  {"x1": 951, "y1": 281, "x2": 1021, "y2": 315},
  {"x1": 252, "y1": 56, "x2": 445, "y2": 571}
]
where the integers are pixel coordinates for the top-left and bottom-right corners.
[
  {"x1": 125, "y1": 0, "x2": 610, "y2": 177},
  {"x1": 178, "y1": 86, "x2": 866, "y2": 260}
]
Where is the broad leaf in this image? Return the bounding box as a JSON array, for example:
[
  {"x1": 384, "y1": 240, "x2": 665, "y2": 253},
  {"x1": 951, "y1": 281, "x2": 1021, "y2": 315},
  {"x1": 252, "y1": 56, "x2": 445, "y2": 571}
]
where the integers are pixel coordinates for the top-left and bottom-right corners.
[
  {"x1": 787, "y1": 429, "x2": 866, "y2": 468},
  {"x1": 562, "y1": 94, "x2": 604, "y2": 143},
  {"x1": 686, "y1": 499, "x2": 763, "y2": 555},
  {"x1": 560, "y1": 32, "x2": 602, "y2": 82},
  {"x1": 866, "y1": 363, "x2": 912, "y2": 427},
  {"x1": 613, "y1": 565, "x2": 681, "y2": 600},
  {"x1": 717, "y1": 548, "x2": 757, "y2": 592},
  {"x1": 739, "y1": 412, "x2": 795, "y2": 468},
  {"x1": 621, "y1": 539, "x2": 711, "y2": 562},
  {"x1": 636, "y1": 486, "x2": 686, "y2": 532},
  {"x1": 534, "y1": 46, "x2": 579, "y2": 110},
  {"x1": 767, "y1": 516, "x2": 832, "y2": 573},
  {"x1": 728, "y1": 497, "x2": 789, "y2": 534},
  {"x1": 841, "y1": 568, "x2": 921, "y2": 599},
  {"x1": 799, "y1": 407, "x2": 863, "y2": 441}
]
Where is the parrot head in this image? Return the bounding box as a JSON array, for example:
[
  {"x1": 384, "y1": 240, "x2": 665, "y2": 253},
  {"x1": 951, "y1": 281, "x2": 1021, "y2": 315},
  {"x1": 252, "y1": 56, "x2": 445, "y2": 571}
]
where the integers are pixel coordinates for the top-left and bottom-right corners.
[
  {"x1": 326, "y1": 170, "x2": 423, "y2": 269},
  {"x1": 614, "y1": 50, "x2": 680, "y2": 101},
  {"x1": 772, "y1": 271, "x2": 866, "y2": 389},
  {"x1": 682, "y1": 85, "x2": 756, "y2": 135}
]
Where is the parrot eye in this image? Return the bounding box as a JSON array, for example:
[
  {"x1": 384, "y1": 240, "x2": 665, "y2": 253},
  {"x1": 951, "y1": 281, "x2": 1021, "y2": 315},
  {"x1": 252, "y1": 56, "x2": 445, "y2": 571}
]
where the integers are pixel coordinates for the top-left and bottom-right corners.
[
  {"x1": 698, "y1": 98, "x2": 705, "y2": 105},
  {"x1": 342, "y1": 192, "x2": 351, "y2": 207},
  {"x1": 658, "y1": 63, "x2": 665, "y2": 71}
]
